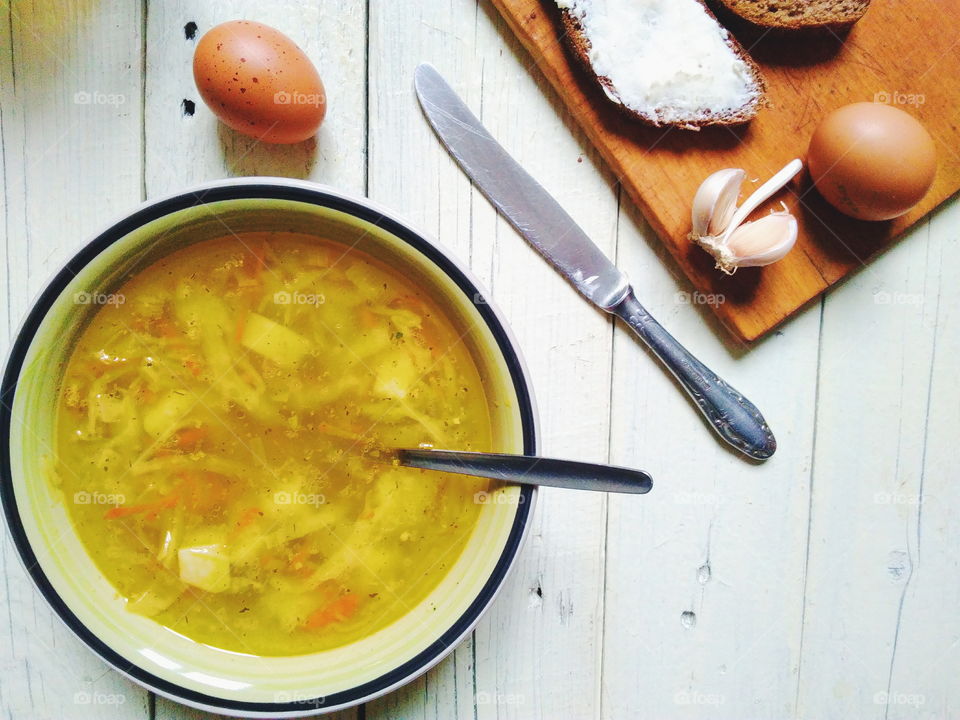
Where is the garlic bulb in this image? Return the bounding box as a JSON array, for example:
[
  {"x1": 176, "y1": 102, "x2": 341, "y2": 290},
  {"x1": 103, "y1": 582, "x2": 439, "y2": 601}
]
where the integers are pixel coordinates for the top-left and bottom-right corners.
[{"x1": 689, "y1": 159, "x2": 803, "y2": 274}]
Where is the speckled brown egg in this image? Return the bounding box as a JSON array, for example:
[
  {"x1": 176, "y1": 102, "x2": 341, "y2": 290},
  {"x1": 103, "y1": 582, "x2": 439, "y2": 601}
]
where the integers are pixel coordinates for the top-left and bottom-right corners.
[
  {"x1": 807, "y1": 102, "x2": 936, "y2": 221},
  {"x1": 193, "y1": 20, "x2": 326, "y2": 144}
]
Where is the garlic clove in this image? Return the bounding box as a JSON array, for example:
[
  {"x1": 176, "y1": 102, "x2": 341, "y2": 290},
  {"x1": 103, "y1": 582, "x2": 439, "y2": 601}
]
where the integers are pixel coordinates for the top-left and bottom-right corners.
[
  {"x1": 721, "y1": 211, "x2": 798, "y2": 272},
  {"x1": 719, "y1": 158, "x2": 803, "y2": 244},
  {"x1": 690, "y1": 168, "x2": 745, "y2": 238}
]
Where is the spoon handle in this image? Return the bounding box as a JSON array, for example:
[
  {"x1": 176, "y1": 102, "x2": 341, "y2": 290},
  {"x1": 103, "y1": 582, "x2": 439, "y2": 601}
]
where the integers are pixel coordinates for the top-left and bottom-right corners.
[
  {"x1": 612, "y1": 291, "x2": 776, "y2": 460},
  {"x1": 398, "y1": 449, "x2": 652, "y2": 494}
]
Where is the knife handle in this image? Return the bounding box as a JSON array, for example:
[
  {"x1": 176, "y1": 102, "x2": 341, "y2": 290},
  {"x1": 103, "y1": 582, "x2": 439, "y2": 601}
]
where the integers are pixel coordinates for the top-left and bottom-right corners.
[{"x1": 612, "y1": 291, "x2": 777, "y2": 460}]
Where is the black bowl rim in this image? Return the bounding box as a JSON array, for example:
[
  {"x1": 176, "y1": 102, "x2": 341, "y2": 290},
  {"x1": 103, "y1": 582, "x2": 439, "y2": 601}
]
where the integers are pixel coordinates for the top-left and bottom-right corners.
[{"x1": 0, "y1": 180, "x2": 537, "y2": 715}]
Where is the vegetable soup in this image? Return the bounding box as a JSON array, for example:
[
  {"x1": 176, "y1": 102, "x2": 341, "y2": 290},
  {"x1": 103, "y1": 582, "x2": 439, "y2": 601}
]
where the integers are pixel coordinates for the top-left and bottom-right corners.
[{"x1": 51, "y1": 233, "x2": 492, "y2": 656}]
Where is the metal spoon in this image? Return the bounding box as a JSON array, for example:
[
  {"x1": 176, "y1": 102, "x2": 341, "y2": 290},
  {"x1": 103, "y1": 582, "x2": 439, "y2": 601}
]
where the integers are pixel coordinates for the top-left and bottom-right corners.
[{"x1": 396, "y1": 448, "x2": 652, "y2": 494}]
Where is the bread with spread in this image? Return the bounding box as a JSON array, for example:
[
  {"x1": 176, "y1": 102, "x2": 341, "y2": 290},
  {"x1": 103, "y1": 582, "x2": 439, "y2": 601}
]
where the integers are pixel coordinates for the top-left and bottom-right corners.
[{"x1": 555, "y1": 0, "x2": 766, "y2": 129}]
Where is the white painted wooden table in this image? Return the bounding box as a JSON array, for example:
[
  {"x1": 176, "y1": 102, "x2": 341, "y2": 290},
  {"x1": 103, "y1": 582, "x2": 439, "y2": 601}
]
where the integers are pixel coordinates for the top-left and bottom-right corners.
[{"x1": 2, "y1": 1, "x2": 958, "y2": 718}]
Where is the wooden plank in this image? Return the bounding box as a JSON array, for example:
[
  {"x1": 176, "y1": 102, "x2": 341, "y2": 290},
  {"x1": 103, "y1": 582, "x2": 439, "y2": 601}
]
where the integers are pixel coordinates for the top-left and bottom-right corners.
[
  {"x1": 488, "y1": 0, "x2": 960, "y2": 341},
  {"x1": 144, "y1": 0, "x2": 366, "y2": 198},
  {"x1": 361, "y1": 4, "x2": 484, "y2": 717},
  {"x1": 364, "y1": 0, "x2": 618, "y2": 717},
  {"x1": 601, "y1": 199, "x2": 822, "y2": 714},
  {"x1": 0, "y1": 0, "x2": 148, "y2": 715},
  {"x1": 142, "y1": 1, "x2": 364, "y2": 719},
  {"x1": 0, "y1": 1, "x2": 150, "y2": 718},
  {"x1": 881, "y1": 200, "x2": 960, "y2": 718},
  {"x1": 796, "y1": 202, "x2": 960, "y2": 717}
]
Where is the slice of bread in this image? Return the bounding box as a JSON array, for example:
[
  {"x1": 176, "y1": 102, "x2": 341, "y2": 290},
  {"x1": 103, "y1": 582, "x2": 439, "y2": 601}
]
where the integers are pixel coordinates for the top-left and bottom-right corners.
[
  {"x1": 712, "y1": 0, "x2": 871, "y2": 30},
  {"x1": 555, "y1": 0, "x2": 766, "y2": 130}
]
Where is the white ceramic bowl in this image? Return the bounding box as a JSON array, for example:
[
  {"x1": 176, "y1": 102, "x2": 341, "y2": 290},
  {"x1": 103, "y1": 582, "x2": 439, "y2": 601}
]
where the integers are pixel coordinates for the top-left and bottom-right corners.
[{"x1": 0, "y1": 178, "x2": 538, "y2": 716}]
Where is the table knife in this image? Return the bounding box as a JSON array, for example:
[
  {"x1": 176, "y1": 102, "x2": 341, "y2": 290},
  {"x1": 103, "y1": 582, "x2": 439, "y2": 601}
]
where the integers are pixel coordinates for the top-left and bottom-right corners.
[{"x1": 414, "y1": 63, "x2": 776, "y2": 460}]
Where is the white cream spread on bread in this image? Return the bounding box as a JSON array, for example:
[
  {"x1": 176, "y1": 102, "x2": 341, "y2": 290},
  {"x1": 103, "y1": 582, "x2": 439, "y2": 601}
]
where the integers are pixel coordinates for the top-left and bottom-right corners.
[{"x1": 556, "y1": 0, "x2": 760, "y2": 125}]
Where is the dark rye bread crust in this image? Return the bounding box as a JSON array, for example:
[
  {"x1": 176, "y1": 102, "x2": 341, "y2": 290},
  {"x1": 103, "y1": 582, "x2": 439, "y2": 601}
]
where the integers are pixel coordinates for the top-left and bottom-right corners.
[
  {"x1": 712, "y1": 0, "x2": 871, "y2": 30},
  {"x1": 556, "y1": 0, "x2": 767, "y2": 130}
]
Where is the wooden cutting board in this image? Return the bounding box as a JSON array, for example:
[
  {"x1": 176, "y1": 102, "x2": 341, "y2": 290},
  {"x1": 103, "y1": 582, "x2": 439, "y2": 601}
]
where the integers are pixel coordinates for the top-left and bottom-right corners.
[{"x1": 489, "y1": 0, "x2": 960, "y2": 341}]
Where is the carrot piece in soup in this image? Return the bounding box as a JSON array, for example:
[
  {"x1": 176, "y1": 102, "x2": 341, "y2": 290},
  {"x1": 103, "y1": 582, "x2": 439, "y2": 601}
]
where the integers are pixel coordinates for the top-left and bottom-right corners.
[
  {"x1": 305, "y1": 594, "x2": 361, "y2": 630},
  {"x1": 175, "y1": 426, "x2": 207, "y2": 450},
  {"x1": 104, "y1": 493, "x2": 179, "y2": 519}
]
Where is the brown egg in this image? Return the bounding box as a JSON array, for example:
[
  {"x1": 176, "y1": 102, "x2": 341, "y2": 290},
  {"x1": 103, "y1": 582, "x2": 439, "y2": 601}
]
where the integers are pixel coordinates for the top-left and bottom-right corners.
[
  {"x1": 193, "y1": 20, "x2": 326, "y2": 144},
  {"x1": 807, "y1": 102, "x2": 936, "y2": 221}
]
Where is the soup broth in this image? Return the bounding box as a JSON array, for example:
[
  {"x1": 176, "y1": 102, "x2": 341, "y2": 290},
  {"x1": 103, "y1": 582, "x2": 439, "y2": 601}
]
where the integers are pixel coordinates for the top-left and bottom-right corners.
[{"x1": 52, "y1": 233, "x2": 492, "y2": 656}]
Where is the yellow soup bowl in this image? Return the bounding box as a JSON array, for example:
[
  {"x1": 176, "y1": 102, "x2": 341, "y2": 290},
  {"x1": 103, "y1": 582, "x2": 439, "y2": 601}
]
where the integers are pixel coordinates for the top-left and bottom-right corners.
[{"x1": 0, "y1": 178, "x2": 537, "y2": 717}]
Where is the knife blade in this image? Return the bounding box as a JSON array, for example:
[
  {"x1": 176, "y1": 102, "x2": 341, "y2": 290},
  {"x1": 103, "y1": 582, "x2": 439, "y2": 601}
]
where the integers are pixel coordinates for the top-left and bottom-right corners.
[
  {"x1": 413, "y1": 64, "x2": 629, "y2": 310},
  {"x1": 414, "y1": 63, "x2": 776, "y2": 460}
]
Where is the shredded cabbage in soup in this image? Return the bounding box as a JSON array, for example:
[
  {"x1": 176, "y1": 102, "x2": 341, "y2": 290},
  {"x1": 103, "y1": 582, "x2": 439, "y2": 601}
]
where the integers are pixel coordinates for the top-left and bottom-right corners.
[{"x1": 52, "y1": 234, "x2": 493, "y2": 655}]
